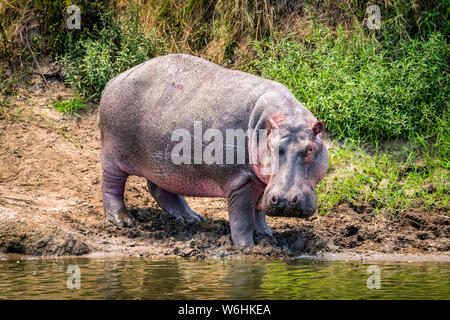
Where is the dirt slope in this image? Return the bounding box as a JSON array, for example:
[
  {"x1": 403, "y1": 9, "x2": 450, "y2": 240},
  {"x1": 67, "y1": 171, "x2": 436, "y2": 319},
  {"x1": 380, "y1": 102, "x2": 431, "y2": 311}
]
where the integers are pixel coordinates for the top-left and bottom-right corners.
[{"x1": 0, "y1": 79, "x2": 449, "y2": 260}]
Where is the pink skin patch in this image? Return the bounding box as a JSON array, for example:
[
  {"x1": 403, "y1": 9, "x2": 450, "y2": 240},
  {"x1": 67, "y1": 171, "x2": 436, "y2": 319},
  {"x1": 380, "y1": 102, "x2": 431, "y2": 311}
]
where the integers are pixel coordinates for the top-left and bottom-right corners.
[
  {"x1": 144, "y1": 168, "x2": 226, "y2": 197},
  {"x1": 251, "y1": 113, "x2": 285, "y2": 186},
  {"x1": 270, "y1": 113, "x2": 285, "y2": 126},
  {"x1": 156, "y1": 178, "x2": 226, "y2": 197},
  {"x1": 251, "y1": 146, "x2": 271, "y2": 185},
  {"x1": 114, "y1": 161, "x2": 226, "y2": 197}
]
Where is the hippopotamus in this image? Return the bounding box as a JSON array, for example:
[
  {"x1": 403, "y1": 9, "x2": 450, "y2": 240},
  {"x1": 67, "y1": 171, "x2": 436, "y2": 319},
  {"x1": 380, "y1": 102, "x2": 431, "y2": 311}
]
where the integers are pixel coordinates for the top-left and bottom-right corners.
[{"x1": 99, "y1": 54, "x2": 329, "y2": 247}]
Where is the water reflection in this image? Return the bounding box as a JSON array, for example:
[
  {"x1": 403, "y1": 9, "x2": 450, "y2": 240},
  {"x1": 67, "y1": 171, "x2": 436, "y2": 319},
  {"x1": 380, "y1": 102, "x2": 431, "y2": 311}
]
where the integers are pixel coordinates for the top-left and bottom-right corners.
[{"x1": 0, "y1": 257, "x2": 448, "y2": 299}]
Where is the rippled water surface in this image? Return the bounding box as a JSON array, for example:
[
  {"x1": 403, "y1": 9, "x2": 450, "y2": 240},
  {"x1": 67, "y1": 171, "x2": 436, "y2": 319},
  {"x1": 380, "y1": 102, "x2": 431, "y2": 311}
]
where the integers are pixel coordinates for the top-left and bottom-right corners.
[{"x1": 0, "y1": 257, "x2": 449, "y2": 299}]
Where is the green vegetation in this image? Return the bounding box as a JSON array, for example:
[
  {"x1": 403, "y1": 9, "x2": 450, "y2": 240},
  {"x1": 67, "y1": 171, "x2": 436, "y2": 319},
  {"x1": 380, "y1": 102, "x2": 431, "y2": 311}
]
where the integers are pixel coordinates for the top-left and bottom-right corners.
[
  {"x1": 251, "y1": 29, "x2": 449, "y2": 148},
  {"x1": 317, "y1": 142, "x2": 449, "y2": 216},
  {"x1": 0, "y1": 0, "x2": 448, "y2": 216},
  {"x1": 60, "y1": 5, "x2": 161, "y2": 99},
  {"x1": 51, "y1": 95, "x2": 89, "y2": 116}
]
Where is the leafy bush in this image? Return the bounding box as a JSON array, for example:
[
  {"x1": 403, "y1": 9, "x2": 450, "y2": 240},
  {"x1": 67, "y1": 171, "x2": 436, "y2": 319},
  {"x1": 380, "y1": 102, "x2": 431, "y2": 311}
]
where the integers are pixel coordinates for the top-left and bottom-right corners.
[
  {"x1": 33, "y1": 0, "x2": 110, "y2": 55},
  {"x1": 251, "y1": 26, "x2": 449, "y2": 157},
  {"x1": 60, "y1": 6, "x2": 158, "y2": 99}
]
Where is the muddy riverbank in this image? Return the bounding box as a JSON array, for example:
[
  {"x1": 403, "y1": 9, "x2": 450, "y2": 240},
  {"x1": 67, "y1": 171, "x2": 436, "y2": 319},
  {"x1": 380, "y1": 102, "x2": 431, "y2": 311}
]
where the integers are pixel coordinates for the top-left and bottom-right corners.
[{"x1": 0, "y1": 81, "x2": 449, "y2": 260}]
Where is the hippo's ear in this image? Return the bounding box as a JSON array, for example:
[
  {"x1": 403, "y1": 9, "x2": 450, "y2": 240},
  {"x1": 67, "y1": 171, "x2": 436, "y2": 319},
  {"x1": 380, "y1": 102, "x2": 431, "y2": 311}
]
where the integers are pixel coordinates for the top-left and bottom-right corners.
[
  {"x1": 265, "y1": 119, "x2": 278, "y2": 134},
  {"x1": 312, "y1": 121, "x2": 324, "y2": 136},
  {"x1": 265, "y1": 114, "x2": 283, "y2": 134}
]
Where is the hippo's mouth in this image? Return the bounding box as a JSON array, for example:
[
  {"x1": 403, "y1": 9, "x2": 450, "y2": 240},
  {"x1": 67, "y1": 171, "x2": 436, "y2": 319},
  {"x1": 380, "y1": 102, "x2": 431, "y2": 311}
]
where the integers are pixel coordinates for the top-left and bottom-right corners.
[{"x1": 259, "y1": 205, "x2": 315, "y2": 218}]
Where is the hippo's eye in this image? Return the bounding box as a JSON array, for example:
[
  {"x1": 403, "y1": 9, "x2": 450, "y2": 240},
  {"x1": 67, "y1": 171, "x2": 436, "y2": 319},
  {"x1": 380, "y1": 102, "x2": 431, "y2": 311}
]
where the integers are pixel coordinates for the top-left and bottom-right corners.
[
  {"x1": 304, "y1": 144, "x2": 314, "y2": 159},
  {"x1": 278, "y1": 147, "x2": 285, "y2": 157}
]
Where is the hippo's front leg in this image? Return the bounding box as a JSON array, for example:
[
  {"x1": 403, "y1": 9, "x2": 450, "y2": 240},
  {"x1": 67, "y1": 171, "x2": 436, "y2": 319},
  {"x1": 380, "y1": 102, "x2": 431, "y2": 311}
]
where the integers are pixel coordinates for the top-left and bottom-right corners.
[
  {"x1": 254, "y1": 210, "x2": 273, "y2": 237},
  {"x1": 227, "y1": 181, "x2": 262, "y2": 248}
]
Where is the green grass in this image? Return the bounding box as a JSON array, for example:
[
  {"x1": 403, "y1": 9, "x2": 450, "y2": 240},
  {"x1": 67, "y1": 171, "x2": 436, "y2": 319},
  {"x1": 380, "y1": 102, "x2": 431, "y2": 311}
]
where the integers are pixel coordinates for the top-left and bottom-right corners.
[
  {"x1": 316, "y1": 142, "x2": 449, "y2": 216},
  {"x1": 51, "y1": 96, "x2": 88, "y2": 116},
  {"x1": 250, "y1": 26, "x2": 449, "y2": 158}
]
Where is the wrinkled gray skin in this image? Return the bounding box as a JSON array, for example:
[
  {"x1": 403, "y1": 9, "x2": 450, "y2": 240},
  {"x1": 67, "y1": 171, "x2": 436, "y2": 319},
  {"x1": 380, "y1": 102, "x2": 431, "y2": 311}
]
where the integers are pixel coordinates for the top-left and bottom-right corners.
[{"x1": 99, "y1": 54, "x2": 329, "y2": 248}]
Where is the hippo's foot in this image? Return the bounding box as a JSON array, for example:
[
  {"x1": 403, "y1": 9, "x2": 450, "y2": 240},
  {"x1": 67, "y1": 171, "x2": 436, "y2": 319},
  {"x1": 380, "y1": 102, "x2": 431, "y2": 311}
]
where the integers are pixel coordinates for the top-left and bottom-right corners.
[
  {"x1": 231, "y1": 231, "x2": 255, "y2": 248},
  {"x1": 254, "y1": 210, "x2": 273, "y2": 237},
  {"x1": 166, "y1": 206, "x2": 204, "y2": 223},
  {"x1": 106, "y1": 206, "x2": 136, "y2": 228},
  {"x1": 147, "y1": 180, "x2": 204, "y2": 223}
]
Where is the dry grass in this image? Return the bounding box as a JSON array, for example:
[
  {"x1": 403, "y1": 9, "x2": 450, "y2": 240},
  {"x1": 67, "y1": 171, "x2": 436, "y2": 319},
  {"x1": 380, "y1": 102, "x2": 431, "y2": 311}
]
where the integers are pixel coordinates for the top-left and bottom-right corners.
[{"x1": 126, "y1": 0, "x2": 276, "y2": 64}]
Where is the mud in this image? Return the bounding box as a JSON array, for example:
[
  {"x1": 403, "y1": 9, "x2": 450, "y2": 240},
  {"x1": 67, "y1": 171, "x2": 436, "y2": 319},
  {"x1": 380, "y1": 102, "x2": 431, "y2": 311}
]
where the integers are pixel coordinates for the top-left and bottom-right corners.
[{"x1": 0, "y1": 78, "x2": 449, "y2": 260}]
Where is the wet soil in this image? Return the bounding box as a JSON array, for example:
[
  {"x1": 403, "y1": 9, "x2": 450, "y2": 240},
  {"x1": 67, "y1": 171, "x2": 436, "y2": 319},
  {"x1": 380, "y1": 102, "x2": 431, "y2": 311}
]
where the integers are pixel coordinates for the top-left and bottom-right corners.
[{"x1": 0, "y1": 79, "x2": 449, "y2": 260}]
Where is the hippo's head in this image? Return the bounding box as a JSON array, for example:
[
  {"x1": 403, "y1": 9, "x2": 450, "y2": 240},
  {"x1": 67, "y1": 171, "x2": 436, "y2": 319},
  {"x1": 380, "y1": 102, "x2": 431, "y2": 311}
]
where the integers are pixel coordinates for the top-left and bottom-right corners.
[{"x1": 253, "y1": 112, "x2": 329, "y2": 218}]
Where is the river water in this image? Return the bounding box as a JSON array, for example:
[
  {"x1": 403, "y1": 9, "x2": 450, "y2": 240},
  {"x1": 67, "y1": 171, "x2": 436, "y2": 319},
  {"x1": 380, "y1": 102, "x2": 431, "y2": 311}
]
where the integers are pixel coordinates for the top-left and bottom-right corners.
[{"x1": 0, "y1": 257, "x2": 448, "y2": 299}]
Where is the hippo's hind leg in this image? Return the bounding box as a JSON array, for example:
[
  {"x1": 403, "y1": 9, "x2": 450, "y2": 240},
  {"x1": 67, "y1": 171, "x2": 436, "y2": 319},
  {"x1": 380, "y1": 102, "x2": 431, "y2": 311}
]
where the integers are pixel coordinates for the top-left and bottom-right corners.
[
  {"x1": 147, "y1": 180, "x2": 204, "y2": 223},
  {"x1": 101, "y1": 159, "x2": 136, "y2": 228}
]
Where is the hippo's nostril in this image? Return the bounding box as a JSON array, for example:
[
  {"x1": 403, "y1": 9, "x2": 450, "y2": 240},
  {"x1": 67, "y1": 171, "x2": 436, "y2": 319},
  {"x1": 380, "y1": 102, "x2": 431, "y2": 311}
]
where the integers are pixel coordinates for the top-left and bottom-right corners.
[
  {"x1": 292, "y1": 195, "x2": 298, "y2": 204},
  {"x1": 271, "y1": 196, "x2": 277, "y2": 204}
]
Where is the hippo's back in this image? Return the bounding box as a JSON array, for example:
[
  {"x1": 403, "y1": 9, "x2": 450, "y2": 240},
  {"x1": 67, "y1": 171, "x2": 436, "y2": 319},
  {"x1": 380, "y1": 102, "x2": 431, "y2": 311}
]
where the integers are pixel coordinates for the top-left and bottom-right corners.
[{"x1": 99, "y1": 54, "x2": 284, "y2": 137}]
